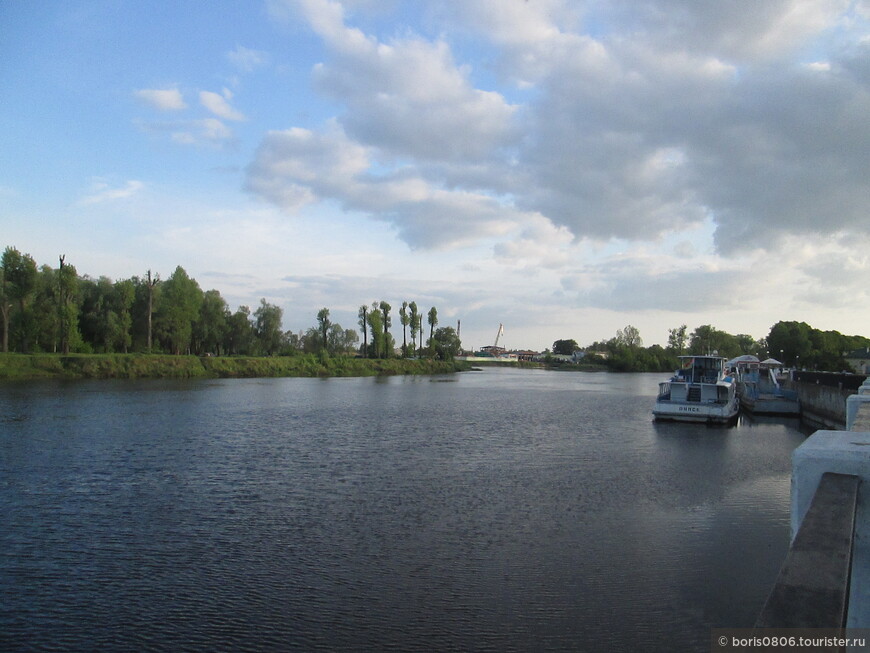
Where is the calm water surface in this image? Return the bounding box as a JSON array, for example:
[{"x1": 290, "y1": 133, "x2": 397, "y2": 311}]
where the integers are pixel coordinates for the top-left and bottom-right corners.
[{"x1": 0, "y1": 367, "x2": 808, "y2": 651}]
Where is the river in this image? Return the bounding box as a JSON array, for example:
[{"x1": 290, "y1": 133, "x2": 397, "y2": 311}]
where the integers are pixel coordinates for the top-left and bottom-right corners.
[{"x1": 0, "y1": 367, "x2": 809, "y2": 651}]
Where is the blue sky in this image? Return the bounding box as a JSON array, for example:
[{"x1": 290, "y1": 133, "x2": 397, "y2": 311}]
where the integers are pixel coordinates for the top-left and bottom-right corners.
[{"x1": 3, "y1": 0, "x2": 870, "y2": 352}]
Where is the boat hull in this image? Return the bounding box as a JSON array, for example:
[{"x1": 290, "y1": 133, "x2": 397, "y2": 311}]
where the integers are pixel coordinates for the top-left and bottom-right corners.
[
  {"x1": 653, "y1": 399, "x2": 740, "y2": 424},
  {"x1": 740, "y1": 395, "x2": 800, "y2": 416}
]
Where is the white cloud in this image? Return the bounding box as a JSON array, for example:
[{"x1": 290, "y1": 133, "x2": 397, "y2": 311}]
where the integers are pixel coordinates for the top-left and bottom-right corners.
[
  {"x1": 133, "y1": 87, "x2": 187, "y2": 111},
  {"x1": 284, "y1": 0, "x2": 519, "y2": 162},
  {"x1": 589, "y1": 0, "x2": 850, "y2": 61},
  {"x1": 246, "y1": 125, "x2": 525, "y2": 248},
  {"x1": 171, "y1": 118, "x2": 234, "y2": 146},
  {"x1": 226, "y1": 45, "x2": 270, "y2": 72},
  {"x1": 199, "y1": 90, "x2": 246, "y2": 121},
  {"x1": 245, "y1": 0, "x2": 870, "y2": 345},
  {"x1": 79, "y1": 179, "x2": 144, "y2": 205}
]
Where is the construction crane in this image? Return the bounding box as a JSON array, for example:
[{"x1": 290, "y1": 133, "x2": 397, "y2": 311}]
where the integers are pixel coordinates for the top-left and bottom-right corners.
[{"x1": 494, "y1": 323, "x2": 504, "y2": 349}]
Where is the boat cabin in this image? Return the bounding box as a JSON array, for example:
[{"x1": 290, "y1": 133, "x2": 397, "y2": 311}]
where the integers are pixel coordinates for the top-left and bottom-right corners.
[{"x1": 673, "y1": 356, "x2": 726, "y2": 385}]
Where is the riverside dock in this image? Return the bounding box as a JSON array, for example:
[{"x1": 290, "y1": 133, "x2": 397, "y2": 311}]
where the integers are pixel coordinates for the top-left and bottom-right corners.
[{"x1": 757, "y1": 378, "x2": 870, "y2": 628}]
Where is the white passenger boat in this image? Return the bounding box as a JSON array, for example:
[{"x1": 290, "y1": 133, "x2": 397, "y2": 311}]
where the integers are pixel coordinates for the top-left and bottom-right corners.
[
  {"x1": 653, "y1": 355, "x2": 740, "y2": 424},
  {"x1": 731, "y1": 356, "x2": 800, "y2": 416}
]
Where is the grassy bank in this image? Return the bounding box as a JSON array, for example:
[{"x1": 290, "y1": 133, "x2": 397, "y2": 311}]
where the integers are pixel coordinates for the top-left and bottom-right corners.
[{"x1": 0, "y1": 353, "x2": 470, "y2": 381}]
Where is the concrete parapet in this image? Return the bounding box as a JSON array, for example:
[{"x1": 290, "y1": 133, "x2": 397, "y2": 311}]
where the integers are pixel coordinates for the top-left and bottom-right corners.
[
  {"x1": 848, "y1": 379, "x2": 870, "y2": 431},
  {"x1": 757, "y1": 472, "x2": 858, "y2": 628},
  {"x1": 791, "y1": 430, "x2": 870, "y2": 627}
]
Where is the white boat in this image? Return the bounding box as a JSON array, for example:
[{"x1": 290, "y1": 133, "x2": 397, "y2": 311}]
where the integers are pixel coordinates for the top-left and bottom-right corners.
[
  {"x1": 731, "y1": 356, "x2": 800, "y2": 416},
  {"x1": 653, "y1": 355, "x2": 740, "y2": 424}
]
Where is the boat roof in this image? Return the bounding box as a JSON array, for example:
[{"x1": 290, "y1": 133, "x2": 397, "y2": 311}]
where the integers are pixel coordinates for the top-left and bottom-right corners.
[
  {"x1": 678, "y1": 355, "x2": 726, "y2": 360},
  {"x1": 725, "y1": 354, "x2": 760, "y2": 367}
]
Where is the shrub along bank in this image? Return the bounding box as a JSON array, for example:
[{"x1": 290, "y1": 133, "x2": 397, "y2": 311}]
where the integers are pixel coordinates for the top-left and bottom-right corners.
[{"x1": 0, "y1": 353, "x2": 469, "y2": 380}]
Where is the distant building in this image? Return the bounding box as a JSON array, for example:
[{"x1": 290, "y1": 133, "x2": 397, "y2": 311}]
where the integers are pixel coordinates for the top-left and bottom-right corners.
[
  {"x1": 513, "y1": 350, "x2": 539, "y2": 361},
  {"x1": 477, "y1": 345, "x2": 507, "y2": 357},
  {"x1": 584, "y1": 350, "x2": 610, "y2": 360},
  {"x1": 845, "y1": 347, "x2": 870, "y2": 374}
]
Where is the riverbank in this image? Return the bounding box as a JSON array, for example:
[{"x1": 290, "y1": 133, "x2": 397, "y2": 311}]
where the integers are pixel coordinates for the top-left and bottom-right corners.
[{"x1": 0, "y1": 353, "x2": 470, "y2": 380}]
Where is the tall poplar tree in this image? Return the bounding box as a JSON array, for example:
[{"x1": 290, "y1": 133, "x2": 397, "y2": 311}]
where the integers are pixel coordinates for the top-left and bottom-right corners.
[
  {"x1": 408, "y1": 301, "x2": 419, "y2": 357},
  {"x1": 367, "y1": 303, "x2": 383, "y2": 358},
  {"x1": 427, "y1": 306, "x2": 438, "y2": 355},
  {"x1": 358, "y1": 304, "x2": 368, "y2": 358},
  {"x1": 317, "y1": 308, "x2": 331, "y2": 352},
  {"x1": 379, "y1": 301, "x2": 391, "y2": 358},
  {"x1": 399, "y1": 301, "x2": 409, "y2": 357}
]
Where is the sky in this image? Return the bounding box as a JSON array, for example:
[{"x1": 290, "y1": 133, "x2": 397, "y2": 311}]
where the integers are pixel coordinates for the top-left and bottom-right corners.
[{"x1": 2, "y1": 0, "x2": 870, "y2": 352}]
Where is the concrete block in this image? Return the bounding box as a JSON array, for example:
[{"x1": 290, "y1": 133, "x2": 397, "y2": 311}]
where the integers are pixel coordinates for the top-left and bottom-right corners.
[
  {"x1": 792, "y1": 430, "x2": 870, "y2": 627},
  {"x1": 757, "y1": 473, "x2": 858, "y2": 628},
  {"x1": 847, "y1": 394, "x2": 870, "y2": 430}
]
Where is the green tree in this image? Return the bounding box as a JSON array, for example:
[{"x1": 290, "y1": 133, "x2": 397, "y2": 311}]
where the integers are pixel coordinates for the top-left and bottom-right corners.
[
  {"x1": 56, "y1": 255, "x2": 80, "y2": 354},
  {"x1": 317, "y1": 308, "x2": 331, "y2": 352},
  {"x1": 326, "y1": 323, "x2": 359, "y2": 355},
  {"x1": 358, "y1": 305, "x2": 368, "y2": 358},
  {"x1": 552, "y1": 339, "x2": 579, "y2": 355},
  {"x1": 430, "y1": 326, "x2": 462, "y2": 360},
  {"x1": 301, "y1": 326, "x2": 321, "y2": 353},
  {"x1": 0, "y1": 251, "x2": 11, "y2": 352},
  {"x1": 341, "y1": 327, "x2": 359, "y2": 354},
  {"x1": 765, "y1": 321, "x2": 868, "y2": 370},
  {"x1": 155, "y1": 266, "x2": 202, "y2": 355},
  {"x1": 113, "y1": 279, "x2": 134, "y2": 353},
  {"x1": 766, "y1": 321, "x2": 811, "y2": 366},
  {"x1": 379, "y1": 301, "x2": 392, "y2": 358},
  {"x1": 615, "y1": 325, "x2": 642, "y2": 349},
  {"x1": 734, "y1": 333, "x2": 761, "y2": 356},
  {"x1": 2, "y1": 247, "x2": 38, "y2": 352},
  {"x1": 689, "y1": 325, "x2": 725, "y2": 356},
  {"x1": 226, "y1": 306, "x2": 254, "y2": 355},
  {"x1": 427, "y1": 306, "x2": 438, "y2": 356},
  {"x1": 368, "y1": 302, "x2": 384, "y2": 358},
  {"x1": 667, "y1": 325, "x2": 687, "y2": 355},
  {"x1": 144, "y1": 270, "x2": 160, "y2": 352},
  {"x1": 32, "y1": 265, "x2": 61, "y2": 352},
  {"x1": 413, "y1": 313, "x2": 423, "y2": 356},
  {"x1": 81, "y1": 276, "x2": 118, "y2": 352},
  {"x1": 254, "y1": 299, "x2": 284, "y2": 356},
  {"x1": 193, "y1": 289, "x2": 227, "y2": 355},
  {"x1": 408, "y1": 301, "x2": 419, "y2": 356},
  {"x1": 400, "y1": 301, "x2": 409, "y2": 357}
]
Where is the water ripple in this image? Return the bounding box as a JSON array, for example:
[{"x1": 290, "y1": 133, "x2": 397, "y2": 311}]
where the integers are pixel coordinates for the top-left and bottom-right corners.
[{"x1": 0, "y1": 371, "x2": 806, "y2": 651}]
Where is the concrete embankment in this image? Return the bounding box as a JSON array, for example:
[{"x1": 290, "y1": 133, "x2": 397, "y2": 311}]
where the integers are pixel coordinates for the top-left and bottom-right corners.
[
  {"x1": 783, "y1": 372, "x2": 867, "y2": 430},
  {"x1": 758, "y1": 378, "x2": 870, "y2": 628}
]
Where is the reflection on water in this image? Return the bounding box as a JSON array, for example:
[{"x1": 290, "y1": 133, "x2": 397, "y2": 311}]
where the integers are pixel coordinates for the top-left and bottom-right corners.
[{"x1": 0, "y1": 369, "x2": 807, "y2": 651}]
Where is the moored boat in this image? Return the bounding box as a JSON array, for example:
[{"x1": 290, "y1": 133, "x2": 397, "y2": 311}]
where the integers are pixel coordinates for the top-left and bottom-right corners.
[
  {"x1": 653, "y1": 355, "x2": 739, "y2": 424},
  {"x1": 731, "y1": 356, "x2": 800, "y2": 416}
]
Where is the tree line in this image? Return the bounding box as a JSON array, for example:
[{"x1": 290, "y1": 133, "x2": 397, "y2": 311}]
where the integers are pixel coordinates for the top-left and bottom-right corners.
[
  {"x1": 0, "y1": 247, "x2": 461, "y2": 359},
  {"x1": 554, "y1": 322, "x2": 869, "y2": 373}
]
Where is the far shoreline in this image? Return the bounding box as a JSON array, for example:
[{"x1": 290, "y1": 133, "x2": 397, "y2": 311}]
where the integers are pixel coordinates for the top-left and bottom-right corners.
[{"x1": 0, "y1": 353, "x2": 471, "y2": 381}]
